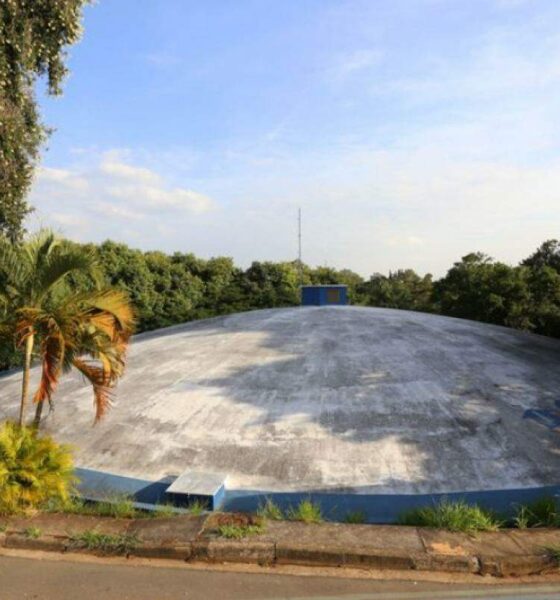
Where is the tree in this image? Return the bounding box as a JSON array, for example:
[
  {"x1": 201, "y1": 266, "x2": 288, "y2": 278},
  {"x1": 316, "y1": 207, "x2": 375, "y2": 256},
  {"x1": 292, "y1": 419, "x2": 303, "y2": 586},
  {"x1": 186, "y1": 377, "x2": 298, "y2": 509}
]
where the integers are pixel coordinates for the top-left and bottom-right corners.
[
  {"x1": 434, "y1": 253, "x2": 532, "y2": 329},
  {"x1": 522, "y1": 240, "x2": 560, "y2": 273},
  {"x1": 359, "y1": 269, "x2": 433, "y2": 312},
  {"x1": 0, "y1": 231, "x2": 134, "y2": 426},
  {"x1": 0, "y1": 0, "x2": 90, "y2": 241}
]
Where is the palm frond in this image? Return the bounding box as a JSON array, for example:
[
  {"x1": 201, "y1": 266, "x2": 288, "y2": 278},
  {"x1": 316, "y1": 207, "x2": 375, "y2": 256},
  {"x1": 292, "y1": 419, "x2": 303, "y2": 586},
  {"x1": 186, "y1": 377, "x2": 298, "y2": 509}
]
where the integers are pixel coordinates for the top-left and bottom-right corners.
[
  {"x1": 33, "y1": 246, "x2": 97, "y2": 303},
  {"x1": 72, "y1": 358, "x2": 113, "y2": 422}
]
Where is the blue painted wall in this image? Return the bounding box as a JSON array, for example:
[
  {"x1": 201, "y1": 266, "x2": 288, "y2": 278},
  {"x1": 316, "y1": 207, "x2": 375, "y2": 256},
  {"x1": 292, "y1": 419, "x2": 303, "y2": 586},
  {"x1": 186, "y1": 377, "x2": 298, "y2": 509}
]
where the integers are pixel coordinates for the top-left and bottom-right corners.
[
  {"x1": 74, "y1": 468, "x2": 560, "y2": 523},
  {"x1": 301, "y1": 286, "x2": 348, "y2": 306}
]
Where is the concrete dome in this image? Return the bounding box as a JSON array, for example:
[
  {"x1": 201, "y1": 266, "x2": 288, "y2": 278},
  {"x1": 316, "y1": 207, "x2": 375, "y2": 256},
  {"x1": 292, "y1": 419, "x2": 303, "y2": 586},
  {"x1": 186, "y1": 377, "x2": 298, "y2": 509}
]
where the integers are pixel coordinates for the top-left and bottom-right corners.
[{"x1": 2, "y1": 306, "x2": 560, "y2": 496}]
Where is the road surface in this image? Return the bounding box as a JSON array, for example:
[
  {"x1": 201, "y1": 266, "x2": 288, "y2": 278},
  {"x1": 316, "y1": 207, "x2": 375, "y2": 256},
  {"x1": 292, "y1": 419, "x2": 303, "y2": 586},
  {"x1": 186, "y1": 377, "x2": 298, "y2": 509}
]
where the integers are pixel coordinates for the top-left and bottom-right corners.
[{"x1": 2, "y1": 553, "x2": 560, "y2": 600}]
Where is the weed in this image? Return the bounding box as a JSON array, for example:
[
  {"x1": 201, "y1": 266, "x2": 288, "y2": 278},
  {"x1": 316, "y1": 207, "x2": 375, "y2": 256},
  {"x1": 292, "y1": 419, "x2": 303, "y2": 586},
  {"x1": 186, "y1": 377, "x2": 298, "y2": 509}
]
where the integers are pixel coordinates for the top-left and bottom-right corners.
[
  {"x1": 70, "y1": 530, "x2": 138, "y2": 555},
  {"x1": 187, "y1": 500, "x2": 207, "y2": 516},
  {"x1": 257, "y1": 498, "x2": 283, "y2": 521},
  {"x1": 153, "y1": 503, "x2": 177, "y2": 518},
  {"x1": 545, "y1": 545, "x2": 560, "y2": 564},
  {"x1": 398, "y1": 500, "x2": 500, "y2": 533},
  {"x1": 23, "y1": 526, "x2": 41, "y2": 539},
  {"x1": 0, "y1": 523, "x2": 7, "y2": 533},
  {"x1": 513, "y1": 497, "x2": 560, "y2": 528},
  {"x1": 287, "y1": 499, "x2": 323, "y2": 524},
  {"x1": 345, "y1": 510, "x2": 366, "y2": 524},
  {"x1": 217, "y1": 523, "x2": 265, "y2": 539},
  {"x1": 91, "y1": 495, "x2": 139, "y2": 519},
  {"x1": 513, "y1": 505, "x2": 530, "y2": 529}
]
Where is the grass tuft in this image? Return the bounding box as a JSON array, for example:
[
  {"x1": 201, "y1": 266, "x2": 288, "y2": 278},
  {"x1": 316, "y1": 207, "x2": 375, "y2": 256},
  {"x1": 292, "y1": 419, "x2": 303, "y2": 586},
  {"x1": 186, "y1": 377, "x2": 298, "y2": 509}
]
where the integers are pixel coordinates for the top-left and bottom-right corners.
[
  {"x1": 217, "y1": 523, "x2": 265, "y2": 539},
  {"x1": 23, "y1": 526, "x2": 41, "y2": 539},
  {"x1": 287, "y1": 499, "x2": 323, "y2": 524},
  {"x1": 257, "y1": 498, "x2": 283, "y2": 521},
  {"x1": 345, "y1": 510, "x2": 366, "y2": 524},
  {"x1": 153, "y1": 503, "x2": 177, "y2": 518},
  {"x1": 70, "y1": 530, "x2": 138, "y2": 555},
  {"x1": 187, "y1": 500, "x2": 207, "y2": 516},
  {"x1": 399, "y1": 500, "x2": 500, "y2": 533},
  {"x1": 512, "y1": 497, "x2": 560, "y2": 529}
]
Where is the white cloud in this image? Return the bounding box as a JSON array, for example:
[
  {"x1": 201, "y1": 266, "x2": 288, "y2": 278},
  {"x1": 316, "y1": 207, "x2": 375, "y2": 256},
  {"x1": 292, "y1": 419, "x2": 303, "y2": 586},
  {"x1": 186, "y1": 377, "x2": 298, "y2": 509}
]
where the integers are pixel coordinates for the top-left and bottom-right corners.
[{"x1": 29, "y1": 152, "x2": 217, "y2": 247}]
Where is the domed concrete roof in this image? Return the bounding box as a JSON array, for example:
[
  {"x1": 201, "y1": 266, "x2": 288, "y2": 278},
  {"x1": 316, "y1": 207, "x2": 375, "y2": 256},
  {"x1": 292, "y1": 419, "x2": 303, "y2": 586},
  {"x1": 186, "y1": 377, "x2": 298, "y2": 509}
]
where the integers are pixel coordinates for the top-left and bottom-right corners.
[{"x1": 2, "y1": 306, "x2": 560, "y2": 494}]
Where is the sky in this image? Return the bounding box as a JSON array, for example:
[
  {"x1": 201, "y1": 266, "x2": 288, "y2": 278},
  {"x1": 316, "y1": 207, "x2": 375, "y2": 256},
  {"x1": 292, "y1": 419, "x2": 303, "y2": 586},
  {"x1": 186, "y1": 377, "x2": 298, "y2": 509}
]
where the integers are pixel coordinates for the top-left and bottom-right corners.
[{"x1": 30, "y1": 0, "x2": 560, "y2": 278}]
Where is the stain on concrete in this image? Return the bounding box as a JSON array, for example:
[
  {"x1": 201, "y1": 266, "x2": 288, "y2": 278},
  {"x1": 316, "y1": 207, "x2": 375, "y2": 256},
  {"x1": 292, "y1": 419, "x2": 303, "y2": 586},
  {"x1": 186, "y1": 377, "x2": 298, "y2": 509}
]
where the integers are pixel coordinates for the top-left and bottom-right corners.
[{"x1": 1, "y1": 306, "x2": 560, "y2": 494}]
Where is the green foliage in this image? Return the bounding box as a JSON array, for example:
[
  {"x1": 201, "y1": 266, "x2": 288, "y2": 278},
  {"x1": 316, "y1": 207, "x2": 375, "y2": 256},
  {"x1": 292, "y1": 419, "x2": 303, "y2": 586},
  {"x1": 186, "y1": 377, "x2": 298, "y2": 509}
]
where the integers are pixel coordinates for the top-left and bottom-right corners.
[
  {"x1": 89, "y1": 495, "x2": 138, "y2": 519},
  {"x1": 153, "y1": 503, "x2": 178, "y2": 518},
  {"x1": 287, "y1": 499, "x2": 323, "y2": 524},
  {"x1": 398, "y1": 500, "x2": 500, "y2": 533},
  {"x1": 0, "y1": 421, "x2": 75, "y2": 515},
  {"x1": 344, "y1": 510, "x2": 366, "y2": 524},
  {"x1": 545, "y1": 545, "x2": 560, "y2": 565},
  {"x1": 23, "y1": 525, "x2": 41, "y2": 539},
  {"x1": 257, "y1": 498, "x2": 283, "y2": 521},
  {"x1": 217, "y1": 523, "x2": 265, "y2": 539},
  {"x1": 0, "y1": 0, "x2": 91, "y2": 241},
  {"x1": 512, "y1": 497, "x2": 560, "y2": 529},
  {"x1": 187, "y1": 500, "x2": 207, "y2": 516},
  {"x1": 70, "y1": 530, "x2": 138, "y2": 555},
  {"x1": 359, "y1": 269, "x2": 434, "y2": 312}
]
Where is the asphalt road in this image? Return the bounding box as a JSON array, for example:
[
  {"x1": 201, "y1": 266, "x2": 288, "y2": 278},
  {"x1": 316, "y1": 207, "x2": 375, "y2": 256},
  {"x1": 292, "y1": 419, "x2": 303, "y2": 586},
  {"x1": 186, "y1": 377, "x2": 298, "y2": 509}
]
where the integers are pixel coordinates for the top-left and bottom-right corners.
[{"x1": 2, "y1": 555, "x2": 560, "y2": 600}]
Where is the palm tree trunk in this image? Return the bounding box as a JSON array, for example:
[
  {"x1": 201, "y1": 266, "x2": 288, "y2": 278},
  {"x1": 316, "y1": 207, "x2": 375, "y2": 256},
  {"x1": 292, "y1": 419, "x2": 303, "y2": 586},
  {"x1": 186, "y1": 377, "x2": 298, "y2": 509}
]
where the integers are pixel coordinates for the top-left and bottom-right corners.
[
  {"x1": 18, "y1": 333, "x2": 34, "y2": 427},
  {"x1": 32, "y1": 397, "x2": 44, "y2": 429}
]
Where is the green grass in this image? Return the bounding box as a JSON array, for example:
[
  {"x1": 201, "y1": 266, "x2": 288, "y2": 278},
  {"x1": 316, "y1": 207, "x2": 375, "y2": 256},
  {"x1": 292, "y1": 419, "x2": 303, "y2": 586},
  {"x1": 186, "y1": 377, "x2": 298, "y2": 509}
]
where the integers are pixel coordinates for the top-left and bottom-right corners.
[
  {"x1": 153, "y1": 503, "x2": 177, "y2": 518},
  {"x1": 0, "y1": 523, "x2": 7, "y2": 533},
  {"x1": 70, "y1": 530, "x2": 138, "y2": 555},
  {"x1": 46, "y1": 495, "x2": 143, "y2": 519},
  {"x1": 257, "y1": 498, "x2": 283, "y2": 521},
  {"x1": 344, "y1": 510, "x2": 366, "y2": 524},
  {"x1": 23, "y1": 526, "x2": 41, "y2": 539},
  {"x1": 187, "y1": 500, "x2": 207, "y2": 516},
  {"x1": 512, "y1": 497, "x2": 560, "y2": 529},
  {"x1": 217, "y1": 523, "x2": 265, "y2": 539},
  {"x1": 287, "y1": 499, "x2": 323, "y2": 524},
  {"x1": 398, "y1": 500, "x2": 500, "y2": 533}
]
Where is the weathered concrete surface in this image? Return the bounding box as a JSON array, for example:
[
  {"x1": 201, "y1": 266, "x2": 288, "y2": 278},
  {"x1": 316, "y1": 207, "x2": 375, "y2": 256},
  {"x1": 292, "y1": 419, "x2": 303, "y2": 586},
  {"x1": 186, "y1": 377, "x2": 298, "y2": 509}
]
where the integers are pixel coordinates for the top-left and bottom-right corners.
[
  {"x1": 2, "y1": 513, "x2": 560, "y2": 578},
  {"x1": 2, "y1": 306, "x2": 560, "y2": 493}
]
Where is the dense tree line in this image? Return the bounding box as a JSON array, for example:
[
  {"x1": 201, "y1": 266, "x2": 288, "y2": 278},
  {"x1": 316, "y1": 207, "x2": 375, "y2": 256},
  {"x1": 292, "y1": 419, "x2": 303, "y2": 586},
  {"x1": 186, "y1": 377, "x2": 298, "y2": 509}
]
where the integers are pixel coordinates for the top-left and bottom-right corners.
[{"x1": 3, "y1": 237, "x2": 560, "y2": 371}]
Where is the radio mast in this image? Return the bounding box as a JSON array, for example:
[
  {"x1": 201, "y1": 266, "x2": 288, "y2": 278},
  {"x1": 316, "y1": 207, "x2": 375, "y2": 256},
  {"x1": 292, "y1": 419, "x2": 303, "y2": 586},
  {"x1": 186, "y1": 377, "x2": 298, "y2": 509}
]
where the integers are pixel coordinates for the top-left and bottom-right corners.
[{"x1": 298, "y1": 208, "x2": 303, "y2": 290}]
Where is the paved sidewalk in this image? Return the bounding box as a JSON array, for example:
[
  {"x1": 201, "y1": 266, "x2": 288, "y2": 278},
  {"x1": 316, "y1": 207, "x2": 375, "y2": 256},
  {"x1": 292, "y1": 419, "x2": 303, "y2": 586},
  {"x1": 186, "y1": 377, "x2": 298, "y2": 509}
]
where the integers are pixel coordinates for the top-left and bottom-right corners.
[{"x1": 2, "y1": 513, "x2": 560, "y2": 578}]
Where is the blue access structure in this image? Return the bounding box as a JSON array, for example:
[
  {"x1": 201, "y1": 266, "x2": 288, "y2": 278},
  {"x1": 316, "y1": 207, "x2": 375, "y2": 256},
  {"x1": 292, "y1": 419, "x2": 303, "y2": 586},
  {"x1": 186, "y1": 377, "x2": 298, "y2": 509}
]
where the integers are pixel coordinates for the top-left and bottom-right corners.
[{"x1": 301, "y1": 285, "x2": 348, "y2": 306}]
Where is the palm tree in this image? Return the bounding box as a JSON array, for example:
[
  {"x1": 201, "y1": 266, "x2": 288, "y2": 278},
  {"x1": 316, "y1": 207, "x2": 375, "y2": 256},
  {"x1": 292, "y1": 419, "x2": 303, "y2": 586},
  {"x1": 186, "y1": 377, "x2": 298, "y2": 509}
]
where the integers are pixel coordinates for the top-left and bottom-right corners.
[
  {"x1": 0, "y1": 230, "x2": 134, "y2": 426},
  {"x1": 22, "y1": 288, "x2": 134, "y2": 427}
]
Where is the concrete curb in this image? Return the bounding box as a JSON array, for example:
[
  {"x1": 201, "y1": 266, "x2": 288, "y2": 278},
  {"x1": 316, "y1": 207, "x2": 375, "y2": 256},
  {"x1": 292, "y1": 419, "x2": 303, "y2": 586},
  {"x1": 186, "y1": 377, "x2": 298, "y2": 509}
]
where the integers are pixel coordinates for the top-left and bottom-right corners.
[{"x1": 1, "y1": 514, "x2": 559, "y2": 578}]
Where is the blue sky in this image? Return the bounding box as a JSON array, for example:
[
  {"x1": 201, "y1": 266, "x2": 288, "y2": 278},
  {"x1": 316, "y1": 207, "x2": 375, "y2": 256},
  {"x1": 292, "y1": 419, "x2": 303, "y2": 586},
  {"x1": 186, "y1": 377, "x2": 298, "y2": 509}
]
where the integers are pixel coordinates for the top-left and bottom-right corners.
[{"x1": 31, "y1": 0, "x2": 560, "y2": 277}]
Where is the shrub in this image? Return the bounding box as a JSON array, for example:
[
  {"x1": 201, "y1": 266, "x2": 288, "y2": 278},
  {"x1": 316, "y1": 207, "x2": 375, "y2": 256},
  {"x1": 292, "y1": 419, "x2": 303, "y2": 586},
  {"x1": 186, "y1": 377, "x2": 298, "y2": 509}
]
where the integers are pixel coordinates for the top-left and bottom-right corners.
[
  {"x1": 257, "y1": 498, "x2": 283, "y2": 520},
  {"x1": 0, "y1": 422, "x2": 75, "y2": 515},
  {"x1": 287, "y1": 499, "x2": 323, "y2": 524},
  {"x1": 399, "y1": 500, "x2": 500, "y2": 533}
]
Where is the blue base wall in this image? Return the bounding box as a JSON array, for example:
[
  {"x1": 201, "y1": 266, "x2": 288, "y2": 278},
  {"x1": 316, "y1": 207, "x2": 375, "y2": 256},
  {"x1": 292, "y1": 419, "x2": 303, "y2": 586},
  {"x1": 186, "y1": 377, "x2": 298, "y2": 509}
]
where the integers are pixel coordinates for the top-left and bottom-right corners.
[
  {"x1": 222, "y1": 486, "x2": 560, "y2": 523},
  {"x1": 74, "y1": 468, "x2": 560, "y2": 523}
]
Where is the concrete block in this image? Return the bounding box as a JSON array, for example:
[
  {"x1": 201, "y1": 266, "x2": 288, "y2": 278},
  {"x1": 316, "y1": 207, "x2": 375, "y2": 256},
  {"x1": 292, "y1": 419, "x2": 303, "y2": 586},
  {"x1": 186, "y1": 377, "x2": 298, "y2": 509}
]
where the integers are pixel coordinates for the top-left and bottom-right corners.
[{"x1": 192, "y1": 540, "x2": 275, "y2": 565}]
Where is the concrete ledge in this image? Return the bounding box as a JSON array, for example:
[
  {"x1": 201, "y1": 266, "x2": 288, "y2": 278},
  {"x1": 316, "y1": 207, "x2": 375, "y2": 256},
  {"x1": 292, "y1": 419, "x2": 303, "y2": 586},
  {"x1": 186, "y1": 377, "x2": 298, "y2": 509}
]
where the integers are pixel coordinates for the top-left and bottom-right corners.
[
  {"x1": 192, "y1": 540, "x2": 275, "y2": 565},
  {"x1": 129, "y1": 543, "x2": 192, "y2": 560},
  {"x1": 1, "y1": 513, "x2": 559, "y2": 578},
  {"x1": 5, "y1": 534, "x2": 68, "y2": 553}
]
